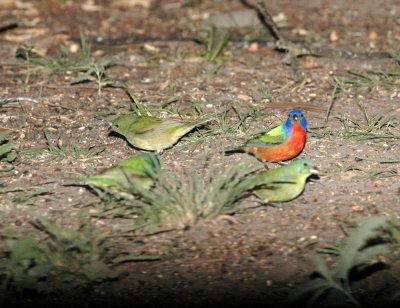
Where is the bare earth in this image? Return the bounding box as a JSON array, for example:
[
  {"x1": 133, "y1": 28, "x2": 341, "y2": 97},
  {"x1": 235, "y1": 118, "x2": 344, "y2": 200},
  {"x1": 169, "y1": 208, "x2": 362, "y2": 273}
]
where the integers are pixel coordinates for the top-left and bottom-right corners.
[{"x1": 0, "y1": 0, "x2": 399, "y2": 307}]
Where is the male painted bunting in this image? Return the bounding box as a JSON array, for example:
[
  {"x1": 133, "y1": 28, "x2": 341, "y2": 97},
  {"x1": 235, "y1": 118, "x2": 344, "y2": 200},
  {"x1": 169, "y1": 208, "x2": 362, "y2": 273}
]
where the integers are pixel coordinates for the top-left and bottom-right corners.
[
  {"x1": 85, "y1": 153, "x2": 160, "y2": 192},
  {"x1": 225, "y1": 109, "x2": 307, "y2": 162},
  {"x1": 111, "y1": 114, "x2": 212, "y2": 153},
  {"x1": 241, "y1": 159, "x2": 318, "y2": 203}
]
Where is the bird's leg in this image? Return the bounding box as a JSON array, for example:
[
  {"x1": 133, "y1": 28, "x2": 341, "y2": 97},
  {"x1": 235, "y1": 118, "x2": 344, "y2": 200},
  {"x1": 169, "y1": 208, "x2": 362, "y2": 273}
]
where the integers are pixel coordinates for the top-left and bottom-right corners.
[{"x1": 262, "y1": 161, "x2": 270, "y2": 169}]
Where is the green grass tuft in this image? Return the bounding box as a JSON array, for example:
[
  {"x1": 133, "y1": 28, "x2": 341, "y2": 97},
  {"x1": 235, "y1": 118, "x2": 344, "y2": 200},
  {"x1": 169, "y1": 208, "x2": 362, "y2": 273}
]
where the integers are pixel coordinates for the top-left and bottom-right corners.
[
  {"x1": 22, "y1": 131, "x2": 104, "y2": 163},
  {"x1": 0, "y1": 216, "x2": 118, "y2": 298},
  {"x1": 289, "y1": 216, "x2": 397, "y2": 308},
  {"x1": 16, "y1": 34, "x2": 117, "y2": 95},
  {"x1": 90, "y1": 158, "x2": 256, "y2": 229},
  {"x1": 0, "y1": 131, "x2": 18, "y2": 166},
  {"x1": 194, "y1": 25, "x2": 230, "y2": 63}
]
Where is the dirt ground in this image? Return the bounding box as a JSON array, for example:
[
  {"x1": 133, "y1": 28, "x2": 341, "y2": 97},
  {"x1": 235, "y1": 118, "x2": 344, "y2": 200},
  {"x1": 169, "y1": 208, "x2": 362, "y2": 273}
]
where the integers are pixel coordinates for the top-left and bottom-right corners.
[{"x1": 0, "y1": 0, "x2": 399, "y2": 307}]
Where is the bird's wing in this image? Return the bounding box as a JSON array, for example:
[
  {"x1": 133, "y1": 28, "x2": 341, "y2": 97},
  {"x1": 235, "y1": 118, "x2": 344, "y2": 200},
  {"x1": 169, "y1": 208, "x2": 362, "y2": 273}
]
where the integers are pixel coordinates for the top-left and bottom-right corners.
[
  {"x1": 118, "y1": 154, "x2": 160, "y2": 174},
  {"x1": 245, "y1": 137, "x2": 284, "y2": 147},
  {"x1": 256, "y1": 124, "x2": 287, "y2": 144},
  {"x1": 253, "y1": 180, "x2": 297, "y2": 189},
  {"x1": 130, "y1": 117, "x2": 162, "y2": 134}
]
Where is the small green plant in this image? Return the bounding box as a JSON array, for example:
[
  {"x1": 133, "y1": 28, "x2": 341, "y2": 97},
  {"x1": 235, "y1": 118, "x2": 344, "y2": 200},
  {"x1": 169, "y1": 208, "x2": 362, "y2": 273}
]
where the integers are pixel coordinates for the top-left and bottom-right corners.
[
  {"x1": 312, "y1": 107, "x2": 399, "y2": 142},
  {"x1": 0, "y1": 216, "x2": 159, "y2": 301},
  {"x1": 23, "y1": 131, "x2": 104, "y2": 163},
  {"x1": 93, "y1": 158, "x2": 256, "y2": 229},
  {"x1": 340, "y1": 69, "x2": 400, "y2": 91},
  {"x1": 45, "y1": 130, "x2": 104, "y2": 160},
  {"x1": 194, "y1": 25, "x2": 230, "y2": 62},
  {"x1": 132, "y1": 162, "x2": 255, "y2": 228},
  {"x1": 70, "y1": 58, "x2": 116, "y2": 95},
  {"x1": 161, "y1": 83, "x2": 180, "y2": 109},
  {"x1": 289, "y1": 216, "x2": 393, "y2": 308},
  {"x1": 16, "y1": 34, "x2": 92, "y2": 73},
  {"x1": 0, "y1": 97, "x2": 39, "y2": 108},
  {"x1": 336, "y1": 111, "x2": 398, "y2": 141},
  {"x1": 124, "y1": 84, "x2": 150, "y2": 116},
  {"x1": 335, "y1": 54, "x2": 400, "y2": 92},
  {"x1": 0, "y1": 186, "x2": 54, "y2": 206},
  {"x1": 16, "y1": 34, "x2": 117, "y2": 95},
  {"x1": 166, "y1": 48, "x2": 187, "y2": 62},
  {"x1": 180, "y1": 106, "x2": 251, "y2": 145},
  {"x1": 0, "y1": 217, "x2": 118, "y2": 299},
  {"x1": 0, "y1": 131, "x2": 18, "y2": 165},
  {"x1": 208, "y1": 106, "x2": 254, "y2": 137},
  {"x1": 258, "y1": 87, "x2": 273, "y2": 100}
]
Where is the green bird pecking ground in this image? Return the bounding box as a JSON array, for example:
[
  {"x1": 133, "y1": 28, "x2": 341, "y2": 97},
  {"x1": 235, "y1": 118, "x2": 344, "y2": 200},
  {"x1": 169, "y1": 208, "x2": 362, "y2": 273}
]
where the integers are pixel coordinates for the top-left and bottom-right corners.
[
  {"x1": 241, "y1": 159, "x2": 319, "y2": 203},
  {"x1": 84, "y1": 153, "x2": 161, "y2": 194}
]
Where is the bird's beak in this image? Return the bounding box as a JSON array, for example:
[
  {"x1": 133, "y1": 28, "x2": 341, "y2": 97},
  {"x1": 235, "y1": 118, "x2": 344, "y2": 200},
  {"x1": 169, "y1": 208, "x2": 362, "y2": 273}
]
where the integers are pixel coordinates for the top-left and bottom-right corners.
[
  {"x1": 310, "y1": 167, "x2": 319, "y2": 175},
  {"x1": 293, "y1": 115, "x2": 298, "y2": 121}
]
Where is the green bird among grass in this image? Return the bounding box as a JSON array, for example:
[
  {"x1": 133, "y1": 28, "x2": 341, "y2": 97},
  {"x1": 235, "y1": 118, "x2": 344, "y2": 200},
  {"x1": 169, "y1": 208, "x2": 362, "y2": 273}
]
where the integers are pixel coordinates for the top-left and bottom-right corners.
[
  {"x1": 241, "y1": 159, "x2": 319, "y2": 203},
  {"x1": 85, "y1": 153, "x2": 161, "y2": 193},
  {"x1": 110, "y1": 114, "x2": 213, "y2": 153}
]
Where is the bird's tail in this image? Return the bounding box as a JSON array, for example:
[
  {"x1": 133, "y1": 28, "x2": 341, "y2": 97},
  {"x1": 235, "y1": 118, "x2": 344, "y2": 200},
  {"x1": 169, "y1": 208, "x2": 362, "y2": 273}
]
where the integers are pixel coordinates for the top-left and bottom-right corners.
[{"x1": 193, "y1": 116, "x2": 215, "y2": 127}]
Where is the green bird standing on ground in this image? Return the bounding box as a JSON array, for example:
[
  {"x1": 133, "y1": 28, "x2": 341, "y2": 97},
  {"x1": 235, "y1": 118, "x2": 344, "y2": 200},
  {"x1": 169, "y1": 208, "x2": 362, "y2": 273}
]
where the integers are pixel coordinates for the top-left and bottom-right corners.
[
  {"x1": 110, "y1": 114, "x2": 212, "y2": 153},
  {"x1": 241, "y1": 159, "x2": 319, "y2": 203},
  {"x1": 85, "y1": 153, "x2": 161, "y2": 192}
]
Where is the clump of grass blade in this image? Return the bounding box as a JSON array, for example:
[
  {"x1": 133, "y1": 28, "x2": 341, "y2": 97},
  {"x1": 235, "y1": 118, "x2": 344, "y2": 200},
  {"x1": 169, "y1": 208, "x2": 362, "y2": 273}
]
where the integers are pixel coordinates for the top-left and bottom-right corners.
[
  {"x1": 194, "y1": 25, "x2": 230, "y2": 62},
  {"x1": 16, "y1": 34, "x2": 117, "y2": 95},
  {"x1": 336, "y1": 112, "x2": 398, "y2": 141},
  {"x1": 23, "y1": 131, "x2": 104, "y2": 163},
  {"x1": 132, "y1": 163, "x2": 253, "y2": 228},
  {"x1": 0, "y1": 216, "x2": 117, "y2": 300},
  {"x1": 96, "y1": 159, "x2": 256, "y2": 229},
  {"x1": 288, "y1": 216, "x2": 394, "y2": 308},
  {"x1": 16, "y1": 34, "x2": 92, "y2": 73},
  {"x1": 0, "y1": 131, "x2": 18, "y2": 165}
]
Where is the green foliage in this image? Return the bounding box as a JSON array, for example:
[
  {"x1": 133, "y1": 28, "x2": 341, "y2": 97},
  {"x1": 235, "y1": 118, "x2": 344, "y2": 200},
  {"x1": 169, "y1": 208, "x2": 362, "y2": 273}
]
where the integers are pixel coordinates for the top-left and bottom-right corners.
[
  {"x1": 258, "y1": 87, "x2": 273, "y2": 100},
  {"x1": 93, "y1": 158, "x2": 255, "y2": 228},
  {"x1": 70, "y1": 57, "x2": 116, "y2": 95},
  {"x1": 0, "y1": 217, "x2": 118, "y2": 298},
  {"x1": 208, "y1": 106, "x2": 255, "y2": 137},
  {"x1": 16, "y1": 34, "x2": 93, "y2": 73},
  {"x1": 16, "y1": 34, "x2": 116, "y2": 95},
  {"x1": 336, "y1": 111, "x2": 399, "y2": 141},
  {"x1": 124, "y1": 84, "x2": 150, "y2": 116},
  {"x1": 131, "y1": 162, "x2": 253, "y2": 228},
  {"x1": 334, "y1": 55, "x2": 400, "y2": 92},
  {"x1": 312, "y1": 106, "x2": 399, "y2": 142},
  {"x1": 289, "y1": 217, "x2": 393, "y2": 308},
  {"x1": 0, "y1": 186, "x2": 53, "y2": 206},
  {"x1": 194, "y1": 25, "x2": 230, "y2": 62},
  {"x1": 338, "y1": 69, "x2": 400, "y2": 91},
  {"x1": 23, "y1": 131, "x2": 104, "y2": 163},
  {"x1": 0, "y1": 131, "x2": 18, "y2": 165},
  {"x1": 0, "y1": 215, "x2": 159, "y2": 301}
]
